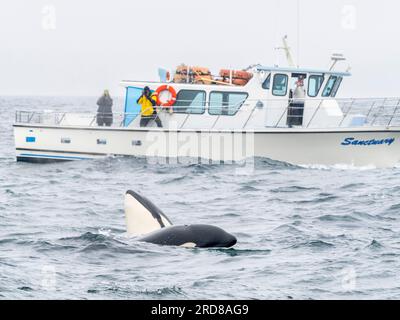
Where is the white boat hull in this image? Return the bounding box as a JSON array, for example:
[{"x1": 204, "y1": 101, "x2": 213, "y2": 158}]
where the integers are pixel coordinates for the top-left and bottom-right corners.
[{"x1": 13, "y1": 124, "x2": 400, "y2": 167}]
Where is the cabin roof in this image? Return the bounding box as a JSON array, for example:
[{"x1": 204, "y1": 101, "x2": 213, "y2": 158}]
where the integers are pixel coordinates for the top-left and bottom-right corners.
[
  {"x1": 256, "y1": 66, "x2": 351, "y2": 77},
  {"x1": 119, "y1": 80, "x2": 248, "y2": 90}
]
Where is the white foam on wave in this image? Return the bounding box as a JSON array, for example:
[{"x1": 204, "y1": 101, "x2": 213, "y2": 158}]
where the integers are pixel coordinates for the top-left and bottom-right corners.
[
  {"x1": 299, "y1": 163, "x2": 378, "y2": 171},
  {"x1": 98, "y1": 228, "x2": 112, "y2": 237}
]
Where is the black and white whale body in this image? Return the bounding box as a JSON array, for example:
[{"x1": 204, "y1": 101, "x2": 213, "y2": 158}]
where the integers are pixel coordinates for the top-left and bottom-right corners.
[
  {"x1": 124, "y1": 190, "x2": 237, "y2": 248},
  {"x1": 139, "y1": 224, "x2": 237, "y2": 248}
]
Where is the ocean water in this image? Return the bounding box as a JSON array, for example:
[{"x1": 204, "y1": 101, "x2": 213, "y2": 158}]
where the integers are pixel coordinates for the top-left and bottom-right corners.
[{"x1": 1, "y1": 96, "x2": 400, "y2": 299}]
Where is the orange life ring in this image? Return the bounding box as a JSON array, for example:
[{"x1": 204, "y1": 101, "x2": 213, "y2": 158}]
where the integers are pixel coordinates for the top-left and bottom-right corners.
[{"x1": 155, "y1": 85, "x2": 177, "y2": 107}]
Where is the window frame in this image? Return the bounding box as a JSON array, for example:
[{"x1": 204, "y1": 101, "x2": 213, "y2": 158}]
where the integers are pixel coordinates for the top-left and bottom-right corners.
[
  {"x1": 262, "y1": 73, "x2": 271, "y2": 90},
  {"x1": 208, "y1": 91, "x2": 249, "y2": 116},
  {"x1": 307, "y1": 75, "x2": 325, "y2": 97},
  {"x1": 173, "y1": 89, "x2": 207, "y2": 115},
  {"x1": 330, "y1": 76, "x2": 343, "y2": 97},
  {"x1": 272, "y1": 73, "x2": 289, "y2": 96}
]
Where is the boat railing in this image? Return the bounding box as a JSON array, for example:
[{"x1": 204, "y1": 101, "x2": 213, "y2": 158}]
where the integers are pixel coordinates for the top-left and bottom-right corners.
[
  {"x1": 15, "y1": 110, "x2": 133, "y2": 128},
  {"x1": 270, "y1": 97, "x2": 400, "y2": 128},
  {"x1": 14, "y1": 97, "x2": 400, "y2": 129}
]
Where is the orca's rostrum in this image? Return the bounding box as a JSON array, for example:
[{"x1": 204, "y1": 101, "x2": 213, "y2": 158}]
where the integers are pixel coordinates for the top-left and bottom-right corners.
[{"x1": 124, "y1": 190, "x2": 237, "y2": 248}]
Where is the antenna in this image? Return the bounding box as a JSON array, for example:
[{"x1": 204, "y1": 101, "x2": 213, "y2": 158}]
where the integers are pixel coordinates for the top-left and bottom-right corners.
[
  {"x1": 273, "y1": 0, "x2": 281, "y2": 67},
  {"x1": 297, "y1": 0, "x2": 300, "y2": 68},
  {"x1": 329, "y1": 53, "x2": 347, "y2": 71}
]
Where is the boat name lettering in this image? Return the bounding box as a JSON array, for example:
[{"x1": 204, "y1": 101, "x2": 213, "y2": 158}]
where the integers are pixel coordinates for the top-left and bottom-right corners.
[{"x1": 341, "y1": 137, "x2": 395, "y2": 146}]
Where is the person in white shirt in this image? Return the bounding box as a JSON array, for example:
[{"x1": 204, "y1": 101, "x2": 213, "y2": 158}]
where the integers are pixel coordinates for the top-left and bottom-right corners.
[{"x1": 287, "y1": 76, "x2": 305, "y2": 127}]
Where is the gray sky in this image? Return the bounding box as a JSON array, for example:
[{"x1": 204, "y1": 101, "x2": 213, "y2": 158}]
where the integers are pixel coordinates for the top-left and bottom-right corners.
[{"x1": 0, "y1": 0, "x2": 399, "y2": 97}]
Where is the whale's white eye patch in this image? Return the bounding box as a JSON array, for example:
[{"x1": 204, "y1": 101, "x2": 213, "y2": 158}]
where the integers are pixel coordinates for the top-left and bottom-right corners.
[{"x1": 180, "y1": 242, "x2": 197, "y2": 248}]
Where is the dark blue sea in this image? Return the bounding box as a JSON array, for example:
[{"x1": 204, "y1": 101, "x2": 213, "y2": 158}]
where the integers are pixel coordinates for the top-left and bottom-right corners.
[{"x1": 1, "y1": 96, "x2": 400, "y2": 299}]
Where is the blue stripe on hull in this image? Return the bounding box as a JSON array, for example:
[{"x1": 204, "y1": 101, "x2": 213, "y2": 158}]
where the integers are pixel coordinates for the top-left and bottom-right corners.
[
  {"x1": 17, "y1": 153, "x2": 91, "y2": 162},
  {"x1": 17, "y1": 156, "x2": 70, "y2": 163}
]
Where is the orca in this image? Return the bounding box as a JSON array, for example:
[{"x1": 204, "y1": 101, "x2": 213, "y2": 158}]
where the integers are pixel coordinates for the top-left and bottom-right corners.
[{"x1": 124, "y1": 190, "x2": 237, "y2": 248}]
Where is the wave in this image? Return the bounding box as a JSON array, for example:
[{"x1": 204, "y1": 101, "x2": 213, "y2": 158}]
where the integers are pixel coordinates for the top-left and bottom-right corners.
[
  {"x1": 290, "y1": 240, "x2": 335, "y2": 249},
  {"x1": 207, "y1": 248, "x2": 272, "y2": 256},
  {"x1": 58, "y1": 231, "x2": 176, "y2": 255},
  {"x1": 0, "y1": 236, "x2": 78, "y2": 252},
  {"x1": 89, "y1": 155, "x2": 303, "y2": 172},
  {"x1": 353, "y1": 211, "x2": 395, "y2": 222},
  {"x1": 299, "y1": 163, "x2": 378, "y2": 171},
  {"x1": 293, "y1": 194, "x2": 339, "y2": 204},
  {"x1": 341, "y1": 183, "x2": 367, "y2": 189},
  {"x1": 159, "y1": 175, "x2": 190, "y2": 184},
  {"x1": 237, "y1": 185, "x2": 260, "y2": 192},
  {"x1": 59, "y1": 231, "x2": 129, "y2": 253},
  {"x1": 366, "y1": 239, "x2": 384, "y2": 250},
  {"x1": 386, "y1": 203, "x2": 400, "y2": 212},
  {"x1": 270, "y1": 186, "x2": 319, "y2": 193},
  {"x1": 60, "y1": 231, "x2": 112, "y2": 242},
  {"x1": 272, "y1": 224, "x2": 304, "y2": 234},
  {"x1": 61, "y1": 151, "x2": 392, "y2": 173},
  {"x1": 88, "y1": 283, "x2": 186, "y2": 298},
  {"x1": 252, "y1": 157, "x2": 301, "y2": 170},
  {"x1": 318, "y1": 214, "x2": 360, "y2": 222},
  {"x1": 139, "y1": 286, "x2": 185, "y2": 297}
]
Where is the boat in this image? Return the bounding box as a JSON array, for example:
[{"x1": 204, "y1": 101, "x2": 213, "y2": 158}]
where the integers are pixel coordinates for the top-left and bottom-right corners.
[{"x1": 13, "y1": 54, "x2": 400, "y2": 167}]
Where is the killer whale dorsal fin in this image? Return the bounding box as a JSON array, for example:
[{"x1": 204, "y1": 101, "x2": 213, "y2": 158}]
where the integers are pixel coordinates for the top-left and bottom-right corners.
[{"x1": 124, "y1": 190, "x2": 173, "y2": 236}]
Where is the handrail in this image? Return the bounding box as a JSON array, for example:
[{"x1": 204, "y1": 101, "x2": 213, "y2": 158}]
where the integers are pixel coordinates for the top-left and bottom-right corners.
[
  {"x1": 338, "y1": 99, "x2": 355, "y2": 127},
  {"x1": 242, "y1": 103, "x2": 259, "y2": 129},
  {"x1": 179, "y1": 113, "x2": 191, "y2": 129},
  {"x1": 387, "y1": 98, "x2": 400, "y2": 127},
  {"x1": 274, "y1": 102, "x2": 293, "y2": 127},
  {"x1": 211, "y1": 114, "x2": 221, "y2": 130},
  {"x1": 56, "y1": 113, "x2": 66, "y2": 125},
  {"x1": 366, "y1": 100, "x2": 376, "y2": 119},
  {"x1": 14, "y1": 97, "x2": 400, "y2": 130},
  {"x1": 28, "y1": 112, "x2": 36, "y2": 123},
  {"x1": 370, "y1": 98, "x2": 387, "y2": 126},
  {"x1": 306, "y1": 100, "x2": 323, "y2": 128},
  {"x1": 89, "y1": 116, "x2": 96, "y2": 126}
]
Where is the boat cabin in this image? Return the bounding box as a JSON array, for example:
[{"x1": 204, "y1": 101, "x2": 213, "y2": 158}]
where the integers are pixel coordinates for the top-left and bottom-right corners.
[{"x1": 121, "y1": 65, "x2": 352, "y2": 130}]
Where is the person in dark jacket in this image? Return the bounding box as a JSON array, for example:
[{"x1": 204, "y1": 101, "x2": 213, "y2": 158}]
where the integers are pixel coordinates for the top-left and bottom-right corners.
[{"x1": 96, "y1": 90, "x2": 113, "y2": 126}]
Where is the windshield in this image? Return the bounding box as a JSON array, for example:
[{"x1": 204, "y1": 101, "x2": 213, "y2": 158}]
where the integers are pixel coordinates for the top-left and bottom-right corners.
[{"x1": 322, "y1": 76, "x2": 338, "y2": 97}]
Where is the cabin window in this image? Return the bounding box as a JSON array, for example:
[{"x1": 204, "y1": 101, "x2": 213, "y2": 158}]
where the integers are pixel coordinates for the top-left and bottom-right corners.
[
  {"x1": 330, "y1": 76, "x2": 343, "y2": 97},
  {"x1": 308, "y1": 75, "x2": 324, "y2": 97},
  {"x1": 272, "y1": 74, "x2": 288, "y2": 96},
  {"x1": 209, "y1": 92, "x2": 248, "y2": 116},
  {"x1": 174, "y1": 90, "x2": 206, "y2": 114},
  {"x1": 262, "y1": 74, "x2": 271, "y2": 90},
  {"x1": 322, "y1": 76, "x2": 338, "y2": 97}
]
